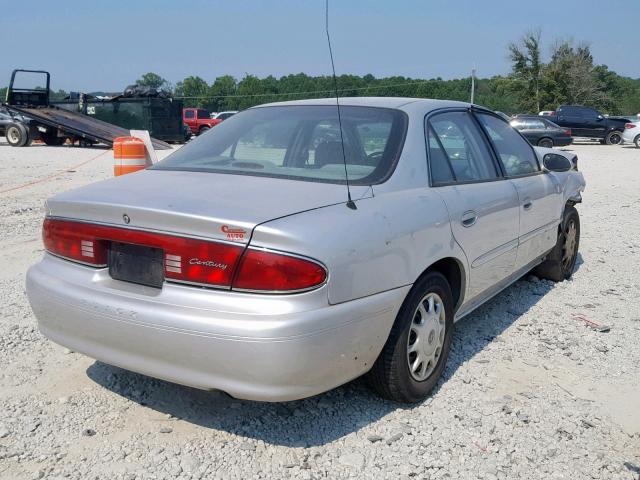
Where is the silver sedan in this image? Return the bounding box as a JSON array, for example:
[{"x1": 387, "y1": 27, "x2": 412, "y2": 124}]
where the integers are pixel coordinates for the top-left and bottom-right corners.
[{"x1": 26, "y1": 97, "x2": 586, "y2": 402}]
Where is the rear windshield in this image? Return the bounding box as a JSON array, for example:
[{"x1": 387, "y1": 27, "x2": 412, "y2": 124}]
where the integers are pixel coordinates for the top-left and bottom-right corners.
[{"x1": 152, "y1": 105, "x2": 408, "y2": 184}]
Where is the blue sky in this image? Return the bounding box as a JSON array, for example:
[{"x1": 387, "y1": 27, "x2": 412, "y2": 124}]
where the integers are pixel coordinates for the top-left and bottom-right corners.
[{"x1": 1, "y1": 0, "x2": 638, "y2": 92}]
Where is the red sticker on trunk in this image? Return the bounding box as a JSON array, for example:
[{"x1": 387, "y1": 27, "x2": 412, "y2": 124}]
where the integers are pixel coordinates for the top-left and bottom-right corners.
[{"x1": 221, "y1": 225, "x2": 246, "y2": 241}]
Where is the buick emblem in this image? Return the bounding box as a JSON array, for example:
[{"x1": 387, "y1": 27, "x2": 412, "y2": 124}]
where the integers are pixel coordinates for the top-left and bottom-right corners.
[{"x1": 122, "y1": 214, "x2": 131, "y2": 224}]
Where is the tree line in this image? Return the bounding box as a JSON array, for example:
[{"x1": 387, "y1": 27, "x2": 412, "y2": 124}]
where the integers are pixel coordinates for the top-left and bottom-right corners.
[
  {"x1": 2, "y1": 33, "x2": 639, "y2": 116},
  {"x1": 137, "y1": 33, "x2": 640, "y2": 116}
]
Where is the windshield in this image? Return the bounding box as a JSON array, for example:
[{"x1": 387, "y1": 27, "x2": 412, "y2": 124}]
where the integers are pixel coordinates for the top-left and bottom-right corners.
[{"x1": 153, "y1": 105, "x2": 408, "y2": 184}]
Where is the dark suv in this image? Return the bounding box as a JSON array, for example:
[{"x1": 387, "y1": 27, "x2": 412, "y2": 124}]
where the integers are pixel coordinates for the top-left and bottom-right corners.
[{"x1": 546, "y1": 105, "x2": 630, "y2": 145}]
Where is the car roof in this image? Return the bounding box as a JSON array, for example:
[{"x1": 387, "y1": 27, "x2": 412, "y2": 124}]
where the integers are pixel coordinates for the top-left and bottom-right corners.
[{"x1": 255, "y1": 96, "x2": 471, "y2": 112}]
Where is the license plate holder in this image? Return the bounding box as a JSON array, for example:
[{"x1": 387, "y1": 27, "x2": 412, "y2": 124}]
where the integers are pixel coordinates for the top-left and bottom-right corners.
[{"x1": 108, "y1": 242, "x2": 164, "y2": 288}]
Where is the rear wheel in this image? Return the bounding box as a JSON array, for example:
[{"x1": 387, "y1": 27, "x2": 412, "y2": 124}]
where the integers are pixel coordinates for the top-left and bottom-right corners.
[
  {"x1": 533, "y1": 206, "x2": 580, "y2": 282},
  {"x1": 367, "y1": 271, "x2": 454, "y2": 403},
  {"x1": 5, "y1": 123, "x2": 29, "y2": 147},
  {"x1": 634, "y1": 135, "x2": 640, "y2": 149},
  {"x1": 605, "y1": 130, "x2": 622, "y2": 145},
  {"x1": 537, "y1": 137, "x2": 554, "y2": 148}
]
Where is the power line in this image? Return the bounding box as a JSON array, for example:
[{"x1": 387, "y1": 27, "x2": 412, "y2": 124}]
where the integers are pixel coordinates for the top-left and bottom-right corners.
[{"x1": 172, "y1": 79, "x2": 433, "y2": 100}]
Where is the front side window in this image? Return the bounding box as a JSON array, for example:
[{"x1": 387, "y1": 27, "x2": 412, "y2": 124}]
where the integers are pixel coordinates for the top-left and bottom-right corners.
[
  {"x1": 427, "y1": 111, "x2": 499, "y2": 184},
  {"x1": 153, "y1": 105, "x2": 407, "y2": 184},
  {"x1": 197, "y1": 109, "x2": 210, "y2": 119},
  {"x1": 476, "y1": 113, "x2": 540, "y2": 176}
]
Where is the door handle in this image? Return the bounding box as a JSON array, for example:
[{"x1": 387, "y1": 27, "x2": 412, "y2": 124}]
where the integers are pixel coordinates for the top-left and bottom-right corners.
[
  {"x1": 523, "y1": 198, "x2": 533, "y2": 211},
  {"x1": 461, "y1": 210, "x2": 478, "y2": 227}
]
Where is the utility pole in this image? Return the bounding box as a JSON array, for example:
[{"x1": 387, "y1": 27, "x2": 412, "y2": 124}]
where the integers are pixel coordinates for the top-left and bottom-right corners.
[{"x1": 470, "y1": 67, "x2": 476, "y2": 105}]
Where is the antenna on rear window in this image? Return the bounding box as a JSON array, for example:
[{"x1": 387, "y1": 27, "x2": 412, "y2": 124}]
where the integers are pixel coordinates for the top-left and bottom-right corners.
[{"x1": 325, "y1": 0, "x2": 357, "y2": 210}]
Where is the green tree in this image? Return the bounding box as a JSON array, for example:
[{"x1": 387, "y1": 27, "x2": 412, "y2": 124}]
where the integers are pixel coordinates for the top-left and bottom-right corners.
[
  {"x1": 135, "y1": 72, "x2": 169, "y2": 90},
  {"x1": 542, "y1": 41, "x2": 609, "y2": 110},
  {"x1": 508, "y1": 30, "x2": 543, "y2": 113},
  {"x1": 174, "y1": 76, "x2": 210, "y2": 109},
  {"x1": 209, "y1": 75, "x2": 238, "y2": 111}
]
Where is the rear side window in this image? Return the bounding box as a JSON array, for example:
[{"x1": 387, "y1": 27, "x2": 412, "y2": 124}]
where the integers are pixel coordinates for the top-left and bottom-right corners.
[
  {"x1": 427, "y1": 111, "x2": 499, "y2": 184},
  {"x1": 184, "y1": 110, "x2": 195, "y2": 119},
  {"x1": 154, "y1": 105, "x2": 408, "y2": 185},
  {"x1": 476, "y1": 113, "x2": 540, "y2": 176},
  {"x1": 522, "y1": 119, "x2": 546, "y2": 130}
]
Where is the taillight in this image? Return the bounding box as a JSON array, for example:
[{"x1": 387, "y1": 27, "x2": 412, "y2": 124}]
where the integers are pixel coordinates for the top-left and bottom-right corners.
[
  {"x1": 42, "y1": 218, "x2": 327, "y2": 293},
  {"x1": 43, "y1": 218, "x2": 243, "y2": 287},
  {"x1": 625, "y1": 123, "x2": 636, "y2": 129},
  {"x1": 564, "y1": 129, "x2": 572, "y2": 136},
  {"x1": 43, "y1": 218, "x2": 108, "y2": 266},
  {"x1": 232, "y1": 248, "x2": 327, "y2": 292},
  {"x1": 161, "y1": 238, "x2": 243, "y2": 287}
]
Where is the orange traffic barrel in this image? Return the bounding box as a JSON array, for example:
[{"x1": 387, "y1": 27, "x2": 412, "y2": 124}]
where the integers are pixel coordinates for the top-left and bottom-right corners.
[{"x1": 113, "y1": 136, "x2": 149, "y2": 176}]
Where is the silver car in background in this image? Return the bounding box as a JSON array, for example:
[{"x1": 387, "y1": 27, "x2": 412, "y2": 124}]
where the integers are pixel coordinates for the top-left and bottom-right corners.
[{"x1": 26, "y1": 97, "x2": 585, "y2": 403}]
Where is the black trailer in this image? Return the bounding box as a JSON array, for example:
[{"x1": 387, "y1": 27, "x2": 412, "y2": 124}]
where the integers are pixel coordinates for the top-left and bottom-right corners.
[
  {"x1": 52, "y1": 96, "x2": 189, "y2": 144},
  {"x1": 2, "y1": 69, "x2": 171, "y2": 150}
]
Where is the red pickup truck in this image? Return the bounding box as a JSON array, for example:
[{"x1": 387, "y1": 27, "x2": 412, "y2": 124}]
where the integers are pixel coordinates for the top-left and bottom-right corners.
[{"x1": 182, "y1": 108, "x2": 221, "y2": 135}]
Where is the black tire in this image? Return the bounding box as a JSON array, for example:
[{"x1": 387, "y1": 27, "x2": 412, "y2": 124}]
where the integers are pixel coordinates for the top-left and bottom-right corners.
[
  {"x1": 605, "y1": 130, "x2": 622, "y2": 145},
  {"x1": 634, "y1": 135, "x2": 640, "y2": 149},
  {"x1": 41, "y1": 131, "x2": 65, "y2": 146},
  {"x1": 5, "y1": 122, "x2": 29, "y2": 147},
  {"x1": 537, "y1": 137, "x2": 554, "y2": 148},
  {"x1": 532, "y1": 206, "x2": 580, "y2": 282},
  {"x1": 198, "y1": 126, "x2": 210, "y2": 135},
  {"x1": 367, "y1": 271, "x2": 454, "y2": 403}
]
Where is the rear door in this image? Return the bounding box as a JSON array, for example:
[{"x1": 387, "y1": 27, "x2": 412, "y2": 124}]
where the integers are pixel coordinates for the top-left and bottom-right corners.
[
  {"x1": 475, "y1": 112, "x2": 562, "y2": 271},
  {"x1": 581, "y1": 107, "x2": 606, "y2": 137},
  {"x1": 512, "y1": 118, "x2": 547, "y2": 146},
  {"x1": 557, "y1": 106, "x2": 589, "y2": 136},
  {"x1": 426, "y1": 110, "x2": 520, "y2": 301}
]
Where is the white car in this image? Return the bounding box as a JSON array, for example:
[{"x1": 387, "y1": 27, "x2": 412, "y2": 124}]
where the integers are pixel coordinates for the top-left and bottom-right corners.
[
  {"x1": 623, "y1": 120, "x2": 640, "y2": 148},
  {"x1": 26, "y1": 98, "x2": 585, "y2": 402},
  {"x1": 212, "y1": 111, "x2": 237, "y2": 121}
]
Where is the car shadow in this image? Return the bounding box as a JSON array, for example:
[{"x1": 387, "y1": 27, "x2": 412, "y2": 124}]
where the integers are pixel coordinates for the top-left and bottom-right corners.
[{"x1": 86, "y1": 273, "x2": 562, "y2": 447}]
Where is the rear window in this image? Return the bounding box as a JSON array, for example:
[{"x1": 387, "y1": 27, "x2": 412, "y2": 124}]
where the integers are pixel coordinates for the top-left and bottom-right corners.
[{"x1": 153, "y1": 105, "x2": 408, "y2": 184}]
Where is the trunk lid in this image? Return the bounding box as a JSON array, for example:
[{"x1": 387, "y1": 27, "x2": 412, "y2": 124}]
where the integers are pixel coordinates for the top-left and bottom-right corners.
[{"x1": 46, "y1": 169, "x2": 371, "y2": 243}]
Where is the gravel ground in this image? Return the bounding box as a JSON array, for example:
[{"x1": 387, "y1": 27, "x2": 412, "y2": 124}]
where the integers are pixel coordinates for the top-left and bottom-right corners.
[{"x1": 0, "y1": 139, "x2": 639, "y2": 480}]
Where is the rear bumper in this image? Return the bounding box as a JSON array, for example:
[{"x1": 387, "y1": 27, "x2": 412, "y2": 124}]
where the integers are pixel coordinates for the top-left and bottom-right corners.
[
  {"x1": 622, "y1": 129, "x2": 638, "y2": 143},
  {"x1": 26, "y1": 254, "x2": 408, "y2": 401},
  {"x1": 556, "y1": 136, "x2": 573, "y2": 146}
]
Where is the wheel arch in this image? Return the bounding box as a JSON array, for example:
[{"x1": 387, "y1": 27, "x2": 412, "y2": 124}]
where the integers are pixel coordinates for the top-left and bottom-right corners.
[{"x1": 416, "y1": 257, "x2": 466, "y2": 312}]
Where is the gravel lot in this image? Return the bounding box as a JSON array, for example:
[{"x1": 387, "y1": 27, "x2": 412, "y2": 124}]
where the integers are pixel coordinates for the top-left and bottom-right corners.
[{"x1": 0, "y1": 140, "x2": 639, "y2": 480}]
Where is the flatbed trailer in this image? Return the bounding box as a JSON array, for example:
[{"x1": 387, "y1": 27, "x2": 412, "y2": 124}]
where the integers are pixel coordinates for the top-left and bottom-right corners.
[{"x1": 3, "y1": 69, "x2": 171, "y2": 150}]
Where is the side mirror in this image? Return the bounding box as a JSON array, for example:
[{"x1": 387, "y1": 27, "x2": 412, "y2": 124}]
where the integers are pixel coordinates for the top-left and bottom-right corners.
[
  {"x1": 597, "y1": 115, "x2": 604, "y2": 121},
  {"x1": 543, "y1": 153, "x2": 572, "y2": 172}
]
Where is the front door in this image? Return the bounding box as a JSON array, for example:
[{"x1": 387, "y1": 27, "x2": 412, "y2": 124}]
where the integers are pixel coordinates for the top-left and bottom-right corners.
[
  {"x1": 475, "y1": 112, "x2": 562, "y2": 270},
  {"x1": 427, "y1": 111, "x2": 520, "y2": 301}
]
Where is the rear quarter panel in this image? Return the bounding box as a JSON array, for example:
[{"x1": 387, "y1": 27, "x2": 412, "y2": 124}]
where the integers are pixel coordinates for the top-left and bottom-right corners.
[{"x1": 250, "y1": 188, "x2": 467, "y2": 305}]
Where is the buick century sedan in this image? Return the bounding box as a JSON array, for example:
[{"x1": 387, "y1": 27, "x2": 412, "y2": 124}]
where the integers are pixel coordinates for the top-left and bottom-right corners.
[{"x1": 26, "y1": 98, "x2": 585, "y2": 403}]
